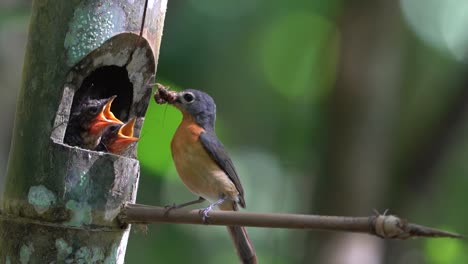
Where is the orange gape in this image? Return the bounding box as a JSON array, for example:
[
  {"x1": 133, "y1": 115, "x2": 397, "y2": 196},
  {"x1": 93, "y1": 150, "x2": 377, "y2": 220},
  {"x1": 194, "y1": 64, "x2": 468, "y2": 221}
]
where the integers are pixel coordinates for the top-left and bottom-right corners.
[
  {"x1": 65, "y1": 96, "x2": 122, "y2": 150},
  {"x1": 99, "y1": 117, "x2": 138, "y2": 154}
]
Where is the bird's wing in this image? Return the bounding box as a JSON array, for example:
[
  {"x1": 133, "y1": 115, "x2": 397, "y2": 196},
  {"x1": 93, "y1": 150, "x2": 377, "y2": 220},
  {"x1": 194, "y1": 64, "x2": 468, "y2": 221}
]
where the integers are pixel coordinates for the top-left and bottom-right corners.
[{"x1": 199, "y1": 130, "x2": 246, "y2": 208}]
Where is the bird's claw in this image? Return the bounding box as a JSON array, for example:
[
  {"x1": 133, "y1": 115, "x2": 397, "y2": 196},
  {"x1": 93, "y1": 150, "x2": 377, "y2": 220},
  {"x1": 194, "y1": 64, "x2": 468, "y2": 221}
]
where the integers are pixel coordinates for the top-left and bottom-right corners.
[
  {"x1": 199, "y1": 205, "x2": 215, "y2": 224},
  {"x1": 198, "y1": 196, "x2": 225, "y2": 224}
]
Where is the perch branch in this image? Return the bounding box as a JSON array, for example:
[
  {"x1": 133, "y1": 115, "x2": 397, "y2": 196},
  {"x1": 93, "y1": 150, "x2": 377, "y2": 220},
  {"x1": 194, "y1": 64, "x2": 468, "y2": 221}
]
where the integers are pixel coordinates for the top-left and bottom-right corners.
[{"x1": 119, "y1": 204, "x2": 462, "y2": 239}]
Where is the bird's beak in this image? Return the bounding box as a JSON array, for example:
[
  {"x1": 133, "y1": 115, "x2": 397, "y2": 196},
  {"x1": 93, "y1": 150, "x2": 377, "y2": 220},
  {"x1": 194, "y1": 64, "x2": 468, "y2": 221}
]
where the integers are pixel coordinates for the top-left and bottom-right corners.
[
  {"x1": 109, "y1": 117, "x2": 139, "y2": 154},
  {"x1": 172, "y1": 94, "x2": 182, "y2": 104},
  {"x1": 167, "y1": 93, "x2": 182, "y2": 108},
  {"x1": 103, "y1": 95, "x2": 123, "y2": 124},
  {"x1": 89, "y1": 97, "x2": 123, "y2": 135},
  {"x1": 119, "y1": 117, "x2": 137, "y2": 137}
]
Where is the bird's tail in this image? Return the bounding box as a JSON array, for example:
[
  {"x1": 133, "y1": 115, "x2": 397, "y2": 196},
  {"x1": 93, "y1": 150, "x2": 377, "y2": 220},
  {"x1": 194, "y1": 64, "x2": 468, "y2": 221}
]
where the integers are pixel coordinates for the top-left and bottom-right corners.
[
  {"x1": 227, "y1": 225, "x2": 257, "y2": 264},
  {"x1": 219, "y1": 201, "x2": 257, "y2": 264}
]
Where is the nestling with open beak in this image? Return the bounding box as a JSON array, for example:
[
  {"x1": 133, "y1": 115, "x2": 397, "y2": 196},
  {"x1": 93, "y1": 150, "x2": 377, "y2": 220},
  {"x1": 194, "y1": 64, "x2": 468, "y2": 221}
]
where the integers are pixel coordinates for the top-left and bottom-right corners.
[
  {"x1": 64, "y1": 95, "x2": 123, "y2": 150},
  {"x1": 97, "y1": 117, "x2": 139, "y2": 154}
]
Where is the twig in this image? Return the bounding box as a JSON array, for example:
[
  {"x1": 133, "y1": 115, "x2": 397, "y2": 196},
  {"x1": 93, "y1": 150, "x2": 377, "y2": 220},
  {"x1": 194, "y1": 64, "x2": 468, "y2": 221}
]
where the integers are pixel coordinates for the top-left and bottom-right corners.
[{"x1": 119, "y1": 204, "x2": 463, "y2": 239}]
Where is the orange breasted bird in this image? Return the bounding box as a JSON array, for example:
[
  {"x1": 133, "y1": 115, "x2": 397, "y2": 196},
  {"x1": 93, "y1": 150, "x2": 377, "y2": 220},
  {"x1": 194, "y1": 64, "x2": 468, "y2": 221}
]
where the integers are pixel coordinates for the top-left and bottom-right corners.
[
  {"x1": 163, "y1": 88, "x2": 257, "y2": 264},
  {"x1": 64, "y1": 95, "x2": 123, "y2": 149},
  {"x1": 97, "y1": 117, "x2": 139, "y2": 154}
]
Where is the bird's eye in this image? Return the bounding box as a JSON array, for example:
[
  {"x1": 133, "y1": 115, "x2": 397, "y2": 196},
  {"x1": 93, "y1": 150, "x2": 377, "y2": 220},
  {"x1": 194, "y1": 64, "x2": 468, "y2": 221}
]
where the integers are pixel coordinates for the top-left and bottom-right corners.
[
  {"x1": 183, "y1": 92, "x2": 195, "y2": 103},
  {"x1": 88, "y1": 106, "x2": 99, "y2": 115}
]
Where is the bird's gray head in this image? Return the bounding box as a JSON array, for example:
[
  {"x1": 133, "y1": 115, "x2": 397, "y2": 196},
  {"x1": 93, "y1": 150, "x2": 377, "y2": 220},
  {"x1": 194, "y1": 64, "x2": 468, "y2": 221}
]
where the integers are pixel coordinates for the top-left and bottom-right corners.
[{"x1": 171, "y1": 89, "x2": 216, "y2": 129}]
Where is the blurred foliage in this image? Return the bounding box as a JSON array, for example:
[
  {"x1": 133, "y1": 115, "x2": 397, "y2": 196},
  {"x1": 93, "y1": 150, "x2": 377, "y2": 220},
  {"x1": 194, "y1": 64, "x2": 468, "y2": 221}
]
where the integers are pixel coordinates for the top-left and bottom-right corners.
[
  {"x1": 425, "y1": 237, "x2": 467, "y2": 264},
  {"x1": 2, "y1": 0, "x2": 468, "y2": 263},
  {"x1": 259, "y1": 11, "x2": 338, "y2": 101}
]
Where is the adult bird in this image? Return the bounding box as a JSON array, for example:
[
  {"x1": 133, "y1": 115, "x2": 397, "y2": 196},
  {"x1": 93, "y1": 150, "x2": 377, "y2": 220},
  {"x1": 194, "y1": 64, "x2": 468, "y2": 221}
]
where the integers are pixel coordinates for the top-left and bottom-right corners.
[
  {"x1": 97, "y1": 117, "x2": 139, "y2": 154},
  {"x1": 164, "y1": 88, "x2": 257, "y2": 264},
  {"x1": 64, "y1": 95, "x2": 123, "y2": 150}
]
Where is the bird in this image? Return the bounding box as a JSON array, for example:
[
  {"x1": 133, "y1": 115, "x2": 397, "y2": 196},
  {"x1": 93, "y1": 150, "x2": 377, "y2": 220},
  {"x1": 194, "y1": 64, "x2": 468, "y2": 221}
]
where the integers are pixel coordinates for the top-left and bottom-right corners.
[
  {"x1": 97, "y1": 117, "x2": 139, "y2": 154},
  {"x1": 64, "y1": 95, "x2": 123, "y2": 150},
  {"x1": 162, "y1": 88, "x2": 257, "y2": 264}
]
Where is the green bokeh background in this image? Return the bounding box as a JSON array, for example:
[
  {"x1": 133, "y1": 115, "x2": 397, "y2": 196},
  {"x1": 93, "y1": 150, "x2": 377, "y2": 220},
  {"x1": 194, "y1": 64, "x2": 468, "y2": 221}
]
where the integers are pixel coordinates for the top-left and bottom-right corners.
[{"x1": 2, "y1": 0, "x2": 468, "y2": 263}]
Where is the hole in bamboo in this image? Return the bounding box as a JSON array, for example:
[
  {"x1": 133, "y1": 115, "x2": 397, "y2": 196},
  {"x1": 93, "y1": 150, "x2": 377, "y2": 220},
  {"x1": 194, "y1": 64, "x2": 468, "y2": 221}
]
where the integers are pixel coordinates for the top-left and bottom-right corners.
[
  {"x1": 72, "y1": 66, "x2": 133, "y2": 122},
  {"x1": 50, "y1": 32, "x2": 154, "y2": 159},
  {"x1": 61, "y1": 65, "x2": 136, "y2": 155}
]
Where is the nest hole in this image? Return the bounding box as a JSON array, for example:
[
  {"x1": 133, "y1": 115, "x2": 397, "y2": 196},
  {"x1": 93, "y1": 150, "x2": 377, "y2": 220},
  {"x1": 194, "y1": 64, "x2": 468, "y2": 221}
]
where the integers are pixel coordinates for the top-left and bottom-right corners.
[
  {"x1": 61, "y1": 65, "x2": 136, "y2": 154},
  {"x1": 72, "y1": 66, "x2": 133, "y2": 121}
]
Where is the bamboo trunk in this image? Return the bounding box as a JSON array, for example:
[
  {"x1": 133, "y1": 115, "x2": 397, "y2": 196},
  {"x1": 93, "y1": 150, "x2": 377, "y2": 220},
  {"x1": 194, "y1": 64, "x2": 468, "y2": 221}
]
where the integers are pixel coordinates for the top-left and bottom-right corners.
[{"x1": 0, "y1": 0, "x2": 167, "y2": 262}]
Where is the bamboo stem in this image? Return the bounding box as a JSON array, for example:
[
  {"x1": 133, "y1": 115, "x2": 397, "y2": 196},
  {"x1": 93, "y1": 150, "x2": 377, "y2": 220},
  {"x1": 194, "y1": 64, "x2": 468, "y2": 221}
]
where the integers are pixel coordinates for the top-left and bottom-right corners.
[{"x1": 120, "y1": 204, "x2": 463, "y2": 239}]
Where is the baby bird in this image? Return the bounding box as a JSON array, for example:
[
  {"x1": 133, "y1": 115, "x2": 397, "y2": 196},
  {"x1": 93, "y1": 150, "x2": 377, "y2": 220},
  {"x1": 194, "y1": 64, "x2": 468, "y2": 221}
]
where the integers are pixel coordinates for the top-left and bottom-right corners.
[
  {"x1": 65, "y1": 96, "x2": 123, "y2": 149},
  {"x1": 97, "y1": 117, "x2": 138, "y2": 154}
]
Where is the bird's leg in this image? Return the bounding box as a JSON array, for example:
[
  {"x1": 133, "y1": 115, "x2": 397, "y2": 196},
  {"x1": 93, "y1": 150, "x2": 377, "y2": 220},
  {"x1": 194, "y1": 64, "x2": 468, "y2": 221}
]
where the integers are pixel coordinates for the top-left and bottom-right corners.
[
  {"x1": 164, "y1": 196, "x2": 205, "y2": 216},
  {"x1": 167, "y1": 196, "x2": 206, "y2": 209},
  {"x1": 199, "y1": 196, "x2": 226, "y2": 224}
]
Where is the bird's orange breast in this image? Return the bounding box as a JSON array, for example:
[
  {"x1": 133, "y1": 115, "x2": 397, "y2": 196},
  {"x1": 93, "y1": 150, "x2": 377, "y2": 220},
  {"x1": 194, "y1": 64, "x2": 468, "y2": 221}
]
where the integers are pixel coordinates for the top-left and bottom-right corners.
[{"x1": 171, "y1": 113, "x2": 238, "y2": 203}]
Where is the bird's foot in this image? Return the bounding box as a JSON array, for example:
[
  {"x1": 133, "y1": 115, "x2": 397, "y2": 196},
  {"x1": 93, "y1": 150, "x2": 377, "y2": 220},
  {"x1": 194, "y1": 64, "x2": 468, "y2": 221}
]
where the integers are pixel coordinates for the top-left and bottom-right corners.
[
  {"x1": 198, "y1": 197, "x2": 226, "y2": 224},
  {"x1": 199, "y1": 204, "x2": 216, "y2": 224}
]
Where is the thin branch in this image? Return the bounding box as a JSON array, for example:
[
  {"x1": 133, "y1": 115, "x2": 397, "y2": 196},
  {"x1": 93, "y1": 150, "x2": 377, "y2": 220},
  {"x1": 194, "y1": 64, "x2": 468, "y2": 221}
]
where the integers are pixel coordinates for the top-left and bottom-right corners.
[{"x1": 119, "y1": 204, "x2": 463, "y2": 239}]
